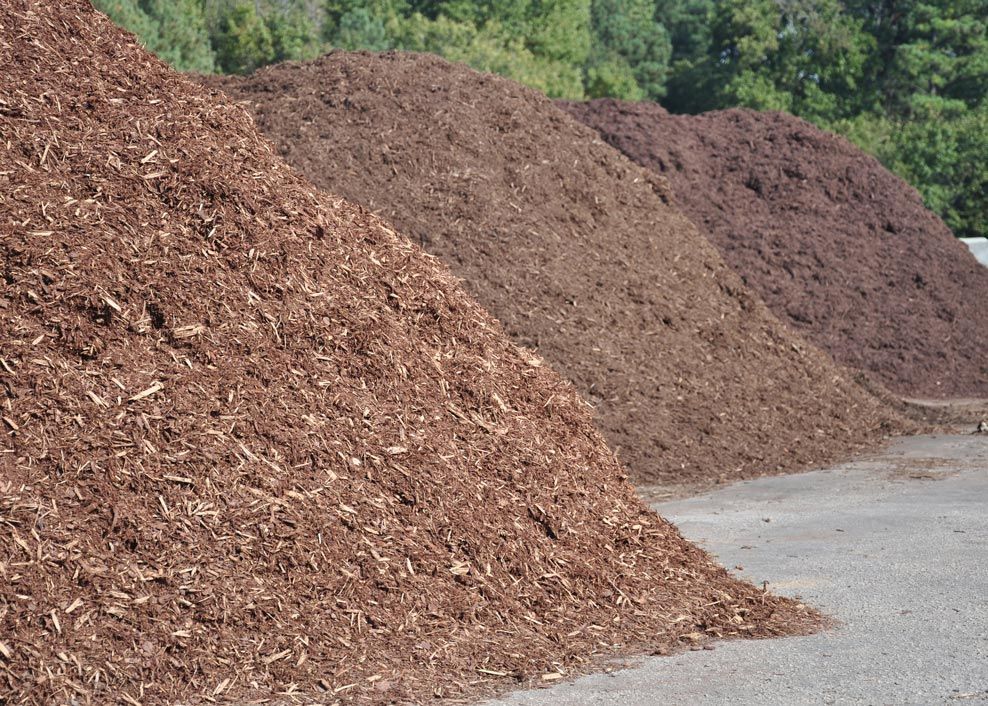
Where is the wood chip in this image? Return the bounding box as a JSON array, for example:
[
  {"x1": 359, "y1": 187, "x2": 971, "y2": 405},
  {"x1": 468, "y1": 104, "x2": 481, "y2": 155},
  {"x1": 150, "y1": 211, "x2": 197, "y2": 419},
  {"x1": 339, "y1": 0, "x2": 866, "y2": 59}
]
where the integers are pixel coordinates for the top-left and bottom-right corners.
[
  {"x1": 128, "y1": 382, "x2": 163, "y2": 402},
  {"x1": 262, "y1": 649, "x2": 291, "y2": 665},
  {"x1": 0, "y1": 10, "x2": 823, "y2": 705}
]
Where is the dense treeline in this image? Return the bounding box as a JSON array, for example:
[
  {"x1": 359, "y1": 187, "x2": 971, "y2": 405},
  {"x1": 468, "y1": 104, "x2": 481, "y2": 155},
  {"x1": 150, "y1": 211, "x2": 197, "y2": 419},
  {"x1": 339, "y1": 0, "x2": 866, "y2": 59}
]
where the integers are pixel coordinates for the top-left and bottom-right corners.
[{"x1": 96, "y1": 0, "x2": 987, "y2": 239}]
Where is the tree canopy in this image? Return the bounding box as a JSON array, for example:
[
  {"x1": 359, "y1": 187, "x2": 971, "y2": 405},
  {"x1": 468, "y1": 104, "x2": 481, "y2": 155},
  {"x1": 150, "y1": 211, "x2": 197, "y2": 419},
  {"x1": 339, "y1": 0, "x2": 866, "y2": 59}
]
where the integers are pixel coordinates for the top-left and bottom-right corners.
[{"x1": 94, "y1": 0, "x2": 988, "y2": 239}]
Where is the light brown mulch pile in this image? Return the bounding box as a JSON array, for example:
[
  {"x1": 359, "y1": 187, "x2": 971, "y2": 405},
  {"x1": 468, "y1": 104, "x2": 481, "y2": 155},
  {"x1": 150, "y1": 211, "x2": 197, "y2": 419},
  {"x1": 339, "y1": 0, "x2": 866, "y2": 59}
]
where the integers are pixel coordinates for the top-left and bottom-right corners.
[{"x1": 0, "y1": 3, "x2": 819, "y2": 704}]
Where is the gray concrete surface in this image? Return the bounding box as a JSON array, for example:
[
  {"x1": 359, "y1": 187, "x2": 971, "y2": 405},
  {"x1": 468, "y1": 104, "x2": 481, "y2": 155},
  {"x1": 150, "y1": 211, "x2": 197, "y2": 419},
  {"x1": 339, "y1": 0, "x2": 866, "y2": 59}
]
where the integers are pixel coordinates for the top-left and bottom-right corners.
[
  {"x1": 491, "y1": 434, "x2": 988, "y2": 706},
  {"x1": 961, "y1": 237, "x2": 988, "y2": 267}
]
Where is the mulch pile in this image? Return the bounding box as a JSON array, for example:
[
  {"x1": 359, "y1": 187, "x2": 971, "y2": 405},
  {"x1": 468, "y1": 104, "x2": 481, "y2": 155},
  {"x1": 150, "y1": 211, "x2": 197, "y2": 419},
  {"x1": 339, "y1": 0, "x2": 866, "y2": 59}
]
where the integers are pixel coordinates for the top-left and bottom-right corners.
[
  {"x1": 0, "y1": 3, "x2": 820, "y2": 704},
  {"x1": 205, "y1": 52, "x2": 909, "y2": 488},
  {"x1": 562, "y1": 100, "x2": 988, "y2": 399}
]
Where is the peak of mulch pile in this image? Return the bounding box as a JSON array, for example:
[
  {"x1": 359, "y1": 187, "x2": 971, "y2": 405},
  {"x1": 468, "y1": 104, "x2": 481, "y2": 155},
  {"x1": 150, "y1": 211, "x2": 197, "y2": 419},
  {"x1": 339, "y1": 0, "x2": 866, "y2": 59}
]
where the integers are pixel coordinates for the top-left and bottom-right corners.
[
  {"x1": 205, "y1": 52, "x2": 909, "y2": 488},
  {"x1": 562, "y1": 100, "x2": 988, "y2": 399},
  {"x1": 0, "y1": 3, "x2": 821, "y2": 704}
]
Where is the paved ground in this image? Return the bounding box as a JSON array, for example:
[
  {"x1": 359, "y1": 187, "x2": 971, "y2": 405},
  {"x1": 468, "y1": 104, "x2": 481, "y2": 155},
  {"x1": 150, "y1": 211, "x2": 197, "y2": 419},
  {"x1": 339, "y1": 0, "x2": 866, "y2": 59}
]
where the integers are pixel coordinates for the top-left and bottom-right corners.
[{"x1": 491, "y1": 434, "x2": 988, "y2": 706}]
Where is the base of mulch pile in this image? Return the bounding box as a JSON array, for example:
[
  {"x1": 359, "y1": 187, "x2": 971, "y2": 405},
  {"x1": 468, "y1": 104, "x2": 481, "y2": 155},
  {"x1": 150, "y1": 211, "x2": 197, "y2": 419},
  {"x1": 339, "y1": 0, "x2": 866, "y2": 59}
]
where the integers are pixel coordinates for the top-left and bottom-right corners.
[
  {"x1": 562, "y1": 100, "x2": 988, "y2": 399},
  {"x1": 1, "y1": 3, "x2": 819, "y2": 704},
  {"x1": 202, "y1": 52, "x2": 912, "y2": 490}
]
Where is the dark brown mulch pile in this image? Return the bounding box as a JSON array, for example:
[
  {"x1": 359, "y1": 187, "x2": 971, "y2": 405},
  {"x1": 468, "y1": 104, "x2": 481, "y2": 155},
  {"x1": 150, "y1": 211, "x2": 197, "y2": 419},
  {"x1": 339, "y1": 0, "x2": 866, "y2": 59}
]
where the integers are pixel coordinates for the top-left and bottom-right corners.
[
  {"x1": 0, "y1": 3, "x2": 820, "y2": 704},
  {"x1": 562, "y1": 100, "x2": 988, "y2": 399},
  {"x1": 205, "y1": 52, "x2": 910, "y2": 488}
]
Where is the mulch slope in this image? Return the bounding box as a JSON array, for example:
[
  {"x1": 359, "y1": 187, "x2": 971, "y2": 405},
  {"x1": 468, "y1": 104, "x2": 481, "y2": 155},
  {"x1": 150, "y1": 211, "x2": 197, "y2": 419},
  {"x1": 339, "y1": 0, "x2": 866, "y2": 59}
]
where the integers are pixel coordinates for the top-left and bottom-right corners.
[
  {"x1": 562, "y1": 100, "x2": 988, "y2": 399},
  {"x1": 205, "y1": 52, "x2": 909, "y2": 488},
  {"x1": 0, "y1": 3, "x2": 820, "y2": 704}
]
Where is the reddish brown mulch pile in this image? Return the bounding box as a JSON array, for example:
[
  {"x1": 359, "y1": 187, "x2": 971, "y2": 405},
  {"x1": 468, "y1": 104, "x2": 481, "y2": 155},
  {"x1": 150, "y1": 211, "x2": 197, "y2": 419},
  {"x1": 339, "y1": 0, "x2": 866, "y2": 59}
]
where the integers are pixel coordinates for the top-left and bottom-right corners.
[
  {"x1": 0, "y1": 3, "x2": 821, "y2": 704},
  {"x1": 562, "y1": 100, "x2": 988, "y2": 399},
  {"x1": 205, "y1": 52, "x2": 909, "y2": 488}
]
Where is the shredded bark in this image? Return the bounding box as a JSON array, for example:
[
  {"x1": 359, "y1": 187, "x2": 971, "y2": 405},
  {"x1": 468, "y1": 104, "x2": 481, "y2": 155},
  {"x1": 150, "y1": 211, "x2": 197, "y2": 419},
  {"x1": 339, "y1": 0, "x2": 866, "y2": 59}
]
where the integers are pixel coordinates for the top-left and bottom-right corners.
[
  {"x1": 563, "y1": 100, "x2": 988, "y2": 399},
  {"x1": 1, "y1": 4, "x2": 819, "y2": 704},
  {"x1": 203, "y1": 52, "x2": 911, "y2": 488}
]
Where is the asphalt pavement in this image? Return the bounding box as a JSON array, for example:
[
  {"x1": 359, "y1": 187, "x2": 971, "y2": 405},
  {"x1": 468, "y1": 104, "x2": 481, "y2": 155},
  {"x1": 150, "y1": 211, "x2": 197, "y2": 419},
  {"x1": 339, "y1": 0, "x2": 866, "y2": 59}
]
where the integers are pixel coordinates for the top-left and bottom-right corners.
[{"x1": 491, "y1": 434, "x2": 988, "y2": 706}]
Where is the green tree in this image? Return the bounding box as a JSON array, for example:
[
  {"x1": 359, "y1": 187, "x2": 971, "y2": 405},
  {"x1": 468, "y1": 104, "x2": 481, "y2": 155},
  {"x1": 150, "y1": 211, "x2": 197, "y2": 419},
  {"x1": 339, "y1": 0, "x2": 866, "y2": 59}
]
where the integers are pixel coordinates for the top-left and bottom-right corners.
[
  {"x1": 658, "y1": 0, "x2": 714, "y2": 64},
  {"x1": 323, "y1": 0, "x2": 591, "y2": 98},
  {"x1": 268, "y1": 5, "x2": 324, "y2": 61},
  {"x1": 211, "y1": 2, "x2": 276, "y2": 74},
  {"x1": 392, "y1": 12, "x2": 586, "y2": 98},
  {"x1": 143, "y1": 0, "x2": 215, "y2": 73},
  {"x1": 887, "y1": 97, "x2": 988, "y2": 238},
  {"x1": 586, "y1": 0, "x2": 671, "y2": 99},
  {"x1": 334, "y1": 7, "x2": 391, "y2": 50},
  {"x1": 527, "y1": 0, "x2": 592, "y2": 67},
  {"x1": 698, "y1": 0, "x2": 872, "y2": 122},
  {"x1": 584, "y1": 56, "x2": 645, "y2": 100},
  {"x1": 95, "y1": 0, "x2": 215, "y2": 73},
  {"x1": 847, "y1": 0, "x2": 988, "y2": 114},
  {"x1": 658, "y1": 0, "x2": 719, "y2": 113},
  {"x1": 94, "y1": 0, "x2": 161, "y2": 49}
]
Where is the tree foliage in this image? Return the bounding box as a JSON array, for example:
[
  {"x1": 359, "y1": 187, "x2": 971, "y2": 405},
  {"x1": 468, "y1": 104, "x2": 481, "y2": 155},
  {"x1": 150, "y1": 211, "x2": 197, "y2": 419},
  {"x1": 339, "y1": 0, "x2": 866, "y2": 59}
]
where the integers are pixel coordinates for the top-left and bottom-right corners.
[
  {"x1": 886, "y1": 98, "x2": 988, "y2": 238},
  {"x1": 586, "y1": 0, "x2": 670, "y2": 100},
  {"x1": 94, "y1": 0, "x2": 988, "y2": 238},
  {"x1": 96, "y1": 0, "x2": 215, "y2": 72}
]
